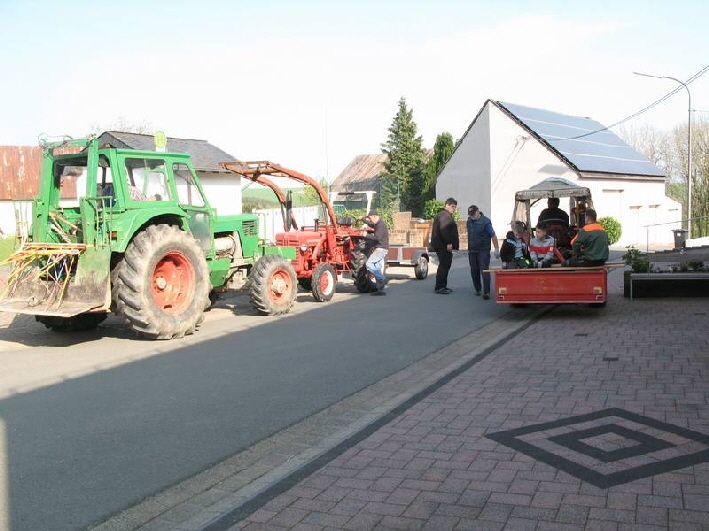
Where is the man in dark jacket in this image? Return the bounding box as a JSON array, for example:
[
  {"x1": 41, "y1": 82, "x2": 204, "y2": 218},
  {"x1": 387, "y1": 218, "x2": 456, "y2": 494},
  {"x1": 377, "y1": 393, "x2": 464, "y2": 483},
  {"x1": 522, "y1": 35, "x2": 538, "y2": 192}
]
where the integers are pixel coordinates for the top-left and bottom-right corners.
[
  {"x1": 466, "y1": 205, "x2": 500, "y2": 299},
  {"x1": 430, "y1": 198, "x2": 459, "y2": 294},
  {"x1": 562, "y1": 208, "x2": 609, "y2": 267},
  {"x1": 364, "y1": 210, "x2": 390, "y2": 295}
]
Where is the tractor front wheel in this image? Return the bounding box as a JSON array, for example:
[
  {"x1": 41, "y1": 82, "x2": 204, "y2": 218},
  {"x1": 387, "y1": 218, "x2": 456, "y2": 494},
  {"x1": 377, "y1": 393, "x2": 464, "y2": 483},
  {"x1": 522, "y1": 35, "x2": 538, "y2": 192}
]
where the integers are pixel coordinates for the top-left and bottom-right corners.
[
  {"x1": 115, "y1": 224, "x2": 210, "y2": 339},
  {"x1": 311, "y1": 263, "x2": 336, "y2": 302},
  {"x1": 249, "y1": 255, "x2": 297, "y2": 315}
]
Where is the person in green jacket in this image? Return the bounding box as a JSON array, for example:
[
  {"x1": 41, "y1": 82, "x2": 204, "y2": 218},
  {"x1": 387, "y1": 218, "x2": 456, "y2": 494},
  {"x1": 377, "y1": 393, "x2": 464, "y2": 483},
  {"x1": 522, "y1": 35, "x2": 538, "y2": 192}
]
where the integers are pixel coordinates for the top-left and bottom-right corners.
[{"x1": 562, "y1": 208, "x2": 609, "y2": 267}]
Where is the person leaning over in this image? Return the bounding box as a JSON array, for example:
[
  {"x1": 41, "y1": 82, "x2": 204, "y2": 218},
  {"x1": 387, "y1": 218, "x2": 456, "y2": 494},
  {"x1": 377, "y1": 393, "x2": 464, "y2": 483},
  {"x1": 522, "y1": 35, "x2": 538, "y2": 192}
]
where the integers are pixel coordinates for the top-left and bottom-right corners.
[
  {"x1": 562, "y1": 208, "x2": 609, "y2": 267},
  {"x1": 466, "y1": 205, "x2": 499, "y2": 300},
  {"x1": 364, "y1": 210, "x2": 390, "y2": 296},
  {"x1": 430, "y1": 198, "x2": 459, "y2": 294}
]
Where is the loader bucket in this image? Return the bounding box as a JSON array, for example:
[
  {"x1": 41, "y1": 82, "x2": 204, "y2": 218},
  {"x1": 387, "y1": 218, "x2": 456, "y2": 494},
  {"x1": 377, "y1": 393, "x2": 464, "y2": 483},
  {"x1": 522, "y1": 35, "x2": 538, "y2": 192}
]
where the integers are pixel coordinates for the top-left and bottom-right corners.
[{"x1": 0, "y1": 243, "x2": 110, "y2": 317}]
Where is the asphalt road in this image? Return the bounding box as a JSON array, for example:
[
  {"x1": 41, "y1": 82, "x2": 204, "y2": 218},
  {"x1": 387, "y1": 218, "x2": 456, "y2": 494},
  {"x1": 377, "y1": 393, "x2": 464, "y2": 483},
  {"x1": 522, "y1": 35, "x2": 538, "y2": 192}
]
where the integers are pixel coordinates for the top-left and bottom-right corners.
[{"x1": 0, "y1": 257, "x2": 519, "y2": 531}]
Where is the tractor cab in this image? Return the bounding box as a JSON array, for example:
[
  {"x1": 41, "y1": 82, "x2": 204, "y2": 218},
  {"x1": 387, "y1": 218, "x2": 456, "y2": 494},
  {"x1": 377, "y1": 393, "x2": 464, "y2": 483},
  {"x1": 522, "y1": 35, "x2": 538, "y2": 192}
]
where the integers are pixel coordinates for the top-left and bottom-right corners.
[{"x1": 512, "y1": 177, "x2": 594, "y2": 259}]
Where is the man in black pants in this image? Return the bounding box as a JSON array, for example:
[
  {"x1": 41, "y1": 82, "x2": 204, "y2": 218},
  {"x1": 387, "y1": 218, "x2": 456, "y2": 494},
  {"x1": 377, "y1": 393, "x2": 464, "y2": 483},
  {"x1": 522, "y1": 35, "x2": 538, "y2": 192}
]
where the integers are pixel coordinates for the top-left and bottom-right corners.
[{"x1": 430, "y1": 198, "x2": 459, "y2": 294}]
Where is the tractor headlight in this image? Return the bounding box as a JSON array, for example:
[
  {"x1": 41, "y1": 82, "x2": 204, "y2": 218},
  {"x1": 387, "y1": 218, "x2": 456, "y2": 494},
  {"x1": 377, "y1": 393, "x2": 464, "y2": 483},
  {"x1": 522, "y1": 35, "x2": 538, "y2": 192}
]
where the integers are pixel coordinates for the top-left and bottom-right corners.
[{"x1": 300, "y1": 244, "x2": 309, "y2": 252}]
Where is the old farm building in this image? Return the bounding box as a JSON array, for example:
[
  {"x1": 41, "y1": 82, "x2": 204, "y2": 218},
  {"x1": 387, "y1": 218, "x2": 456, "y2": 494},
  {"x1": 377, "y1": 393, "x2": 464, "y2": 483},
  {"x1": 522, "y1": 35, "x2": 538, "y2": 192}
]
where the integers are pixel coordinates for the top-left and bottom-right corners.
[{"x1": 436, "y1": 100, "x2": 680, "y2": 247}]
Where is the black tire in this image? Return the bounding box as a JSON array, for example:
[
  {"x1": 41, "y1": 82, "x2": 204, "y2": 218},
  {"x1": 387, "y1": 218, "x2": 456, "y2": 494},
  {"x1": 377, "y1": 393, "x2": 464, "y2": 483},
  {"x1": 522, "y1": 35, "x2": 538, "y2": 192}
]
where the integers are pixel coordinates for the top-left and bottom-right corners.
[
  {"x1": 414, "y1": 255, "x2": 429, "y2": 279},
  {"x1": 311, "y1": 263, "x2": 336, "y2": 302},
  {"x1": 115, "y1": 224, "x2": 211, "y2": 339},
  {"x1": 249, "y1": 255, "x2": 297, "y2": 315},
  {"x1": 35, "y1": 313, "x2": 108, "y2": 332},
  {"x1": 354, "y1": 265, "x2": 377, "y2": 293}
]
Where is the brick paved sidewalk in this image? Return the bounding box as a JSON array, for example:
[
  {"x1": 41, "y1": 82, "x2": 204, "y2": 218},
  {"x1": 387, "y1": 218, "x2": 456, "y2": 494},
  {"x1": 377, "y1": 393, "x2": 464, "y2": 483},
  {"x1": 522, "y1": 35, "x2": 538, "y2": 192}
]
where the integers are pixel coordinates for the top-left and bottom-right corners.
[{"x1": 226, "y1": 271, "x2": 709, "y2": 530}]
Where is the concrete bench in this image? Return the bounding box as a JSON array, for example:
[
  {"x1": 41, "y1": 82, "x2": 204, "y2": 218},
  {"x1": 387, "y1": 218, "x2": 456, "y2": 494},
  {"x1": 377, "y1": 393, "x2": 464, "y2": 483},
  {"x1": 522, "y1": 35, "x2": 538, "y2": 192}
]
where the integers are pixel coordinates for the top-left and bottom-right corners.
[{"x1": 629, "y1": 272, "x2": 709, "y2": 300}]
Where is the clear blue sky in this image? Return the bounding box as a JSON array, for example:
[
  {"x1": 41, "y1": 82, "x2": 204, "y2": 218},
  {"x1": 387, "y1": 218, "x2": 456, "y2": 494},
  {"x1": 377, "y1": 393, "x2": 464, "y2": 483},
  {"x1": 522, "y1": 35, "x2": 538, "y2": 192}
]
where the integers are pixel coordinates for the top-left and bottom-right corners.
[{"x1": 1, "y1": 0, "x2": 707, "y2": 180}]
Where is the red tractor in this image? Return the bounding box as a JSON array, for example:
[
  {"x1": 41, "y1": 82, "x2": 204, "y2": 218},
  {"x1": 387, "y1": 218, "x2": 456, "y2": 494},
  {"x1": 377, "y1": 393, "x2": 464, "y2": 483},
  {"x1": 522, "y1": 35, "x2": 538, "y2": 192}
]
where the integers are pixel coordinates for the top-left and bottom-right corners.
[{"x1": 221, "y1": 161, "x2": 376, "y2": 301}]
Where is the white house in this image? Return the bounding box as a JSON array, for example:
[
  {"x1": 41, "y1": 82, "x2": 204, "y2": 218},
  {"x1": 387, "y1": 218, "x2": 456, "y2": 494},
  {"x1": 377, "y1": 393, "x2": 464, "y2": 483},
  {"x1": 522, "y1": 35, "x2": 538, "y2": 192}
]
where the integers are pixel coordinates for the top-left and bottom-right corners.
[{"x1": 436, "y1": 100, "x2": 681, "y2": 248}]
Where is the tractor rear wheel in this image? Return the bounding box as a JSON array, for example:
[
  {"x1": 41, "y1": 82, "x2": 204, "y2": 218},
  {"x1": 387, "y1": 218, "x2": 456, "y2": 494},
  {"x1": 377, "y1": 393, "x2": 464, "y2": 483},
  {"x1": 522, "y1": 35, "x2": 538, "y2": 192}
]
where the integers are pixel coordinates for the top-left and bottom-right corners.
[
  {"x1": 414, "y1": 255, "x2": 429, "y2": 279},
  {"x1": 36, "y1": 313, "x2": 108, "y2": 332},
  {"x1": 249, "y1": 255, "x2": 297, "y2": 315},
  {"x1": 354, "y1": 265, "x2": 377, "y2": 293},
  {"x1": 311, "y1": 263, "x2": 336, "y2": 302},
  {"x1": 115, "y1": 224, "x2": 210, "y2": 339}
]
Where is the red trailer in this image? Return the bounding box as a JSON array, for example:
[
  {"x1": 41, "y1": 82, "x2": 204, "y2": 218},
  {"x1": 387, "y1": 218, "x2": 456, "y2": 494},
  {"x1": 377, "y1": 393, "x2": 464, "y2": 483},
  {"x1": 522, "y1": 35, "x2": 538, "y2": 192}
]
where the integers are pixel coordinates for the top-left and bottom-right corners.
[{"x1": 490, "y1": 264, "x2": 620, "y2": 306}]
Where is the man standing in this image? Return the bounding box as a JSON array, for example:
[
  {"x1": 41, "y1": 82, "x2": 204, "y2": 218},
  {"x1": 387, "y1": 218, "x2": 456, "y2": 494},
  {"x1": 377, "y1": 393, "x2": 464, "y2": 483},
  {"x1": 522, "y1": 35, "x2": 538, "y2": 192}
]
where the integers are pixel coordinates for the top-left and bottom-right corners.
[
  {"x1": 364, "y1": 210, "x2": 390, "y2": 296},
  {"x1": 466, "y1": 205, "x2": 499, "y2": 300},
  {"x1": 562, "y1": 208, "x2": 609, "y2": 267},
  {"x1": 430, "y1": 198, "x2": 459, "y2": 294}
]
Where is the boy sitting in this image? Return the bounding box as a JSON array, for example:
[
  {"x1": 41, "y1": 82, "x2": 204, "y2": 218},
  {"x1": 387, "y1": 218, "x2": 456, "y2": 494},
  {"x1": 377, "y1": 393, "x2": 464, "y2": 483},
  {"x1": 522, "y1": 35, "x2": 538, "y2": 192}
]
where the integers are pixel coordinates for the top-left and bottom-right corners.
[
  {"x1": 529, "y1": 224, "x2": 556, "y2": 268},
  {"x1": 500, "y1": 221, "x2": 530, "y2": 269}
]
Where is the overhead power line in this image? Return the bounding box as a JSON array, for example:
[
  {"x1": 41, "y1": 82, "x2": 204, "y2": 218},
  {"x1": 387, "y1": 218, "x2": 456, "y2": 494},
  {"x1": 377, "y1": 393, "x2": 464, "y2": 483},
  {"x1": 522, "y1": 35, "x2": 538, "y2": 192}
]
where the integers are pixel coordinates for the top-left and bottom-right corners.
[{"x1": 565, "y1": 63, "x2": 709, "y2": 140}]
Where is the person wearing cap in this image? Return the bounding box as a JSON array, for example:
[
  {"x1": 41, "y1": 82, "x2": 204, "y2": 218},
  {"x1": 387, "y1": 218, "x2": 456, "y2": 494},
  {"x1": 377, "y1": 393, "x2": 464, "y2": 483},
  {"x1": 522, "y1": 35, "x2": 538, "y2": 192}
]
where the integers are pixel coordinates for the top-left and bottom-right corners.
[
  {"x1": 364, "y1": 210, "x2": 390, "y2": 296},
  {"x1": 466, "y1": 205, "x2": 499, "y2": 299},
  {"x1": 430, "y1": 198, "x2": 459, "y2": 294}
]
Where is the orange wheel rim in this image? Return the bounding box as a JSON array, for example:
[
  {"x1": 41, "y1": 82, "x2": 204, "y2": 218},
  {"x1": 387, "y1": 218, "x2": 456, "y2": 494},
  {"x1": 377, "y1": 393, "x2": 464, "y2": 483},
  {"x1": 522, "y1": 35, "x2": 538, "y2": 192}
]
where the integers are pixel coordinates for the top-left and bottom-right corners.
[
  {"x1": 268, "y1": 269, "x2": 293, "y2": 303},
  {"x1": 151, "y1": 252, "x2": 194, "y2": 314}
]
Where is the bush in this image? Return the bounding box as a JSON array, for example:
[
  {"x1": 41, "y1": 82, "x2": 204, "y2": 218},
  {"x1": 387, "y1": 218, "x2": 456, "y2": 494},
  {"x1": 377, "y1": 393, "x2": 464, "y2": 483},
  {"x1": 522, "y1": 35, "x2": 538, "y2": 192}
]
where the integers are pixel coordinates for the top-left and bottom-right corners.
[
  {"x1": 599, "y1": 216, "x2": 622, "y2": 245},
  {"x1": 423, "y1": 199, "x2": 460, "y2": 221}
]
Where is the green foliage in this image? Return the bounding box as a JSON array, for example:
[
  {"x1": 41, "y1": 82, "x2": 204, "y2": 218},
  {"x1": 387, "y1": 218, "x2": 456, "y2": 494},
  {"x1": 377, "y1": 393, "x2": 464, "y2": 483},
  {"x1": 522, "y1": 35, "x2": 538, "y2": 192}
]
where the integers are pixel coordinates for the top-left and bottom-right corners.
[
  {"x1": 424, "y1": 132, "x2": 454, "y2": 202},
  {"x1": 300, "y1": 178, "x2": 330, "y2": 207},
  {"x1": 598, "y1": 216, "x2": 622, "y2": 245},
  {"x1": 422, "y1": 199, "x2": 460, "y2": 221},
  {"x1": 423, "y1": 199, "x2": 444, "y2": 219},
  {"x1": 380, "y1": 97, "x2": 425, "y2": 213},
  {"x1": 0, "y1": 237, "x2": 16, "y2": 262},
  {"x1": 622, "y1": 245, "x2": 650, "y2": 272}
]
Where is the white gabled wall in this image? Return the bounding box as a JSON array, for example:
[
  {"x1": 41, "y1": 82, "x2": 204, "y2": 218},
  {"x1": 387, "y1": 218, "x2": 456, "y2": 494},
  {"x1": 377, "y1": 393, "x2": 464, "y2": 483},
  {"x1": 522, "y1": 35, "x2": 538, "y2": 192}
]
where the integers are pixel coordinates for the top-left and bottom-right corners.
[
  {"x1": 438, "y1": 101, "x2": 682, "y2": 248},
  {"x1": 436, "y1": 106, "x2": 492, "y2": 216},
  {"x1": 199, "y1": 171, "x2": 242, "y2": 215}
]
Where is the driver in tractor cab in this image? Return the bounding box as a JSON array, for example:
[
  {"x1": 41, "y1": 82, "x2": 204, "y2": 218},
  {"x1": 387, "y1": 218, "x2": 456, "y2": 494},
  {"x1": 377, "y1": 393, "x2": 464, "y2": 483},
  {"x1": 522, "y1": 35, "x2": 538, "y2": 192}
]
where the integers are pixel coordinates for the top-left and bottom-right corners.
[{"x1": 537, "y1": 197, "x2": 569, "y2": 228}]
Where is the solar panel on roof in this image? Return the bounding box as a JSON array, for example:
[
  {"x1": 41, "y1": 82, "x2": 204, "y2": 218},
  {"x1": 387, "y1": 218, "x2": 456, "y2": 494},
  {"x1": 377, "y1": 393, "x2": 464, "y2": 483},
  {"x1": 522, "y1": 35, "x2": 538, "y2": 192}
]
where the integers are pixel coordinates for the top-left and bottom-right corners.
[{"x1": 497, "y1": 102, "x2": 664, "y2": 177}]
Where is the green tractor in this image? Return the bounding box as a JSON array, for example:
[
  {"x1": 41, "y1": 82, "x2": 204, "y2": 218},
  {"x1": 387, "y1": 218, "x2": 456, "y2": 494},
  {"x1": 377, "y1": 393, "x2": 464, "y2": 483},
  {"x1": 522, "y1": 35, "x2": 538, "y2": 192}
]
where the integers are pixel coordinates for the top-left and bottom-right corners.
[{"x1": 0, "y1": 136, "x2": 297, "y2": 339}]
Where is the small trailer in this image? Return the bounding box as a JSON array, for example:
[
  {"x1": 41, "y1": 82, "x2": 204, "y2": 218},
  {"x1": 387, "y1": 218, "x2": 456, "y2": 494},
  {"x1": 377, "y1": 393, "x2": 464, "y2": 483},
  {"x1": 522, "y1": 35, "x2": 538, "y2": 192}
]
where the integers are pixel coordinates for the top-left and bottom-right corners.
[{"x1": 386, "y1": 244, "x2": 429, "y2": 279}]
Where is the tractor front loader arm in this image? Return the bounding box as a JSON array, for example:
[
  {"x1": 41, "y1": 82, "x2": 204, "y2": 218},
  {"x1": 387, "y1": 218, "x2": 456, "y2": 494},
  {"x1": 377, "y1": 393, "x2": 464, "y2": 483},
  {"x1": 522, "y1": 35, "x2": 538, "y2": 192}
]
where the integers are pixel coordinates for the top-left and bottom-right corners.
[{"x1": 221, "y1": 161, "x2": 339, "y2": 230}]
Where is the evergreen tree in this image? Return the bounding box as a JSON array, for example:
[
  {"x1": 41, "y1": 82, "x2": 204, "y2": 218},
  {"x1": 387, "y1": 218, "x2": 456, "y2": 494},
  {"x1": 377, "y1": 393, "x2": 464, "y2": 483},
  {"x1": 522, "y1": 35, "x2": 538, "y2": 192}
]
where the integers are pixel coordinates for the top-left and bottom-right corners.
[
  {"x1": 380, "y1": 97, "x2": 425, "y2": 211},
  {"x1": 424, "y1": 132, "x2": 455, "y2": 203}
]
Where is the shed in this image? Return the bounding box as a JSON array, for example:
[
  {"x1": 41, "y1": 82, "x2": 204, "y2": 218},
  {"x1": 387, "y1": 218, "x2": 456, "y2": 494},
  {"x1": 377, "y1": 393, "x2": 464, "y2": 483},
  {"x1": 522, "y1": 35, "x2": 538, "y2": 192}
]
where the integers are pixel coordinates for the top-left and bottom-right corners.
[{"x1": 436, "y1": 100, "x2": 681, "y2": 247}]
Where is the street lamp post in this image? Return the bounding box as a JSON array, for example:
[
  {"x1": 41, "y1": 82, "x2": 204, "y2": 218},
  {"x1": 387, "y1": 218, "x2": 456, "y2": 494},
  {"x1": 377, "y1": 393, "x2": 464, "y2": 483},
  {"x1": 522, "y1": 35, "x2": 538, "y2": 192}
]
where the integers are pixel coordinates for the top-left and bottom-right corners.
[{"x1": 633, "y1": 72, "x2": 693, "y2": 236}]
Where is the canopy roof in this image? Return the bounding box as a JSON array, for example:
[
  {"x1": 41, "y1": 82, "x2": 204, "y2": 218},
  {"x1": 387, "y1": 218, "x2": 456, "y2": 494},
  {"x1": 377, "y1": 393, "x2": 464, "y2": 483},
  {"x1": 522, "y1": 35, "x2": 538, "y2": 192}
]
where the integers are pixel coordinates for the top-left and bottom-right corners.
[{"x1": 514, "y1": 177, "x2": 592, "y2": 201}]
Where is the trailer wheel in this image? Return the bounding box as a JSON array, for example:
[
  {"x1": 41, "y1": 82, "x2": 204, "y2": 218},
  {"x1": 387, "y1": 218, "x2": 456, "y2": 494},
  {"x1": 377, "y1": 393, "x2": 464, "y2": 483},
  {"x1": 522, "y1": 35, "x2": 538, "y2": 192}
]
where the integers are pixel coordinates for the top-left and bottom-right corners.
[
  {"x1": 354, "y1": 266, "x2": 377, "y2": 293},
  {"x1": 414, "y1": 255, "x2": 429, "y2": 279},
  {"x1": 36, "y1": 313, "x2": 108, "y2": 332},
  {"x1": 249, "y1": 255, "x2": 297, "y2": 315},
  {"x1": 116, "y1": 224, "x2": 210, "y2": 339},
  {"x1": 311, "y1": 263, "x2": 336, "y2": 302}
]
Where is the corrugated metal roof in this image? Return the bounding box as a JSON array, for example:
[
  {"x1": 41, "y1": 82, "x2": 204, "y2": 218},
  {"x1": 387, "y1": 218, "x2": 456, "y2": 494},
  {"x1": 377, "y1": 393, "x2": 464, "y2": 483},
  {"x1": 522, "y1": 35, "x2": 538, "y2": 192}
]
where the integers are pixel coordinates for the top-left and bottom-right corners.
[
  {"x1": 97, "y1": 131, "x2": 239, "y2": 173},
  {"x1": 0, "y1": 146, "x2": 43, "y2": 199},
  {"x1": 330, "y1": 154, "x2": 388, "y2": 192},
  {"x1": 495, "y1": 101, "x2": 664, "y2": 177}
]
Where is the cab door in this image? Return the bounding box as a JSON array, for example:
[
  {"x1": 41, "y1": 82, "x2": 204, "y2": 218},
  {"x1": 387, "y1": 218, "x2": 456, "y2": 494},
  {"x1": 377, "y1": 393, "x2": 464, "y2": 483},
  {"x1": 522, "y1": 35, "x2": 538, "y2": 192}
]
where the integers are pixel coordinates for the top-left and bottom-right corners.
[{"x1": 171, "y1": 162, "x2": 212, "y2": 252}]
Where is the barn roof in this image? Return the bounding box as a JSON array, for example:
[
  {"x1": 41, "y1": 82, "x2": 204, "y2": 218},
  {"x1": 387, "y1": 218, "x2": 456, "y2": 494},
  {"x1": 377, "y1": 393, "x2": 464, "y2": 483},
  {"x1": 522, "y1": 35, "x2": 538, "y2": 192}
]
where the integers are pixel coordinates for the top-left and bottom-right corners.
[
  {"x1": 494, "y1": 101, "x2": 664, "y2": 178},
  {"x1": 97, "y1": 131, "x2": 238, "y2": 173},
  {"x1": 330, "y1": 154, "x2": 388, "y2": 193}
]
